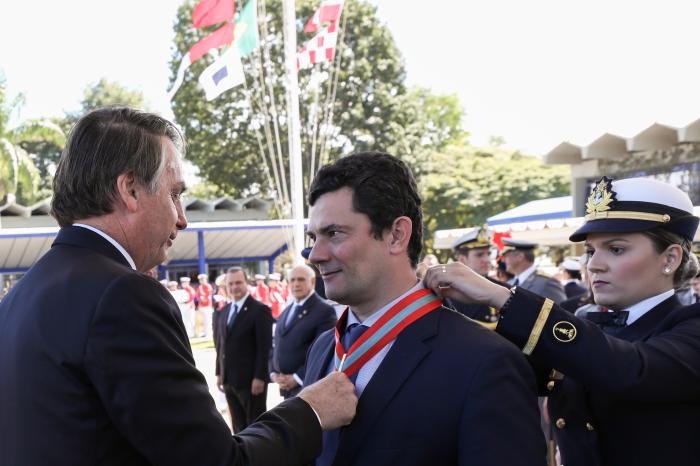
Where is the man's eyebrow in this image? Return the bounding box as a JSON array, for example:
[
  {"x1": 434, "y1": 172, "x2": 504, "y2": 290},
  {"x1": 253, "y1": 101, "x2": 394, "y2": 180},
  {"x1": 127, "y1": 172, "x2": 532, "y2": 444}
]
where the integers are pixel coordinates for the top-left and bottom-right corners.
[{"x1": 317, "y1": 223, "x2": 347, "y2": 235}]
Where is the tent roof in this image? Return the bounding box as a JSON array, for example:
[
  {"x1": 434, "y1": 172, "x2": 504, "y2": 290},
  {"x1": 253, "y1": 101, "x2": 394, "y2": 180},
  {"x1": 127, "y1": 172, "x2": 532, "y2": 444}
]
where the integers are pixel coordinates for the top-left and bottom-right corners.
[
  {"x1": 0, "y1": 219, "x2": 305, "y2": 273},
  {"x1": 486, "y1": 196, "x2": 573, "y2": 226}
]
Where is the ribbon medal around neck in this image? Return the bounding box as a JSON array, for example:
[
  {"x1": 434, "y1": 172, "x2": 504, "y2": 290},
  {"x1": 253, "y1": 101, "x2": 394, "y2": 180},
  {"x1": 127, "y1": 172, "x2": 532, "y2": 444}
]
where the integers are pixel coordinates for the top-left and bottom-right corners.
[{"x1": 334, "y1": 288, "x2": 443, "y2": 377}]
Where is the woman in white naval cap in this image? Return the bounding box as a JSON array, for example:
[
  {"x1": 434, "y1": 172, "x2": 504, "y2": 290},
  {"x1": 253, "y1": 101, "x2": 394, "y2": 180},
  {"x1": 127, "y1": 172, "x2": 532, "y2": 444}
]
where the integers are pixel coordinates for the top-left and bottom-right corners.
[{"x1": 424, "y1": 176, "x2": 700, "y2": 466}]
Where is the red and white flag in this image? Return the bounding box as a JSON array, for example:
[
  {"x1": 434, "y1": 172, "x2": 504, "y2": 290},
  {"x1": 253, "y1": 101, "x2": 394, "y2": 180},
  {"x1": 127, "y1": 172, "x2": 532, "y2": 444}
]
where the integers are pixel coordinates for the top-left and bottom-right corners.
[
  {"x1": 296, "y1": 23, "x2": 339, "y2": 70},
  {"x1": 192, "y1": 0, "x2": 235, "y2": 28},
  {"x1": 304, "y1": 0, "x2": 344, "y2": 33},
  {"x1": 168, "y1": 22, "x2": 235, "y2": 100}
]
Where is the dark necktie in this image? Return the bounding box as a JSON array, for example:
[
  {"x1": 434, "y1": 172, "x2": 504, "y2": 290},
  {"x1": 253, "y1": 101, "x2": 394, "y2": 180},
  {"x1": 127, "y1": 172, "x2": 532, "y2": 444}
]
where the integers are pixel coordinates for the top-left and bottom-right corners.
[
  {"x1": 316, "y1": 323, "x2": 368, "y2": 466},
  {"x1": 512, "y1": 277, "x2": 520, "y2": 287},
  {"x1": 586, "y1": 310, "x2": 629, "y2": 336},
  {"x1": 226, "y1": 304, "x2": 239, "y2": 329},
  {"x1": 286, "y1": 304, "x2": 302, "y2": 327}
]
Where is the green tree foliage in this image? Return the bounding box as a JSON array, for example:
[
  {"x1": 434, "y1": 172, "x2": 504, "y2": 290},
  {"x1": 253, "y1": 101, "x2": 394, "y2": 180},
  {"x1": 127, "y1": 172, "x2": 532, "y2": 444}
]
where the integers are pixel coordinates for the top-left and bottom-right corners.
[
  {"x1": 64, "y1": 78, "x2": 146, "y2": 131},
  {"x1": 169, "y1": 0, "x2": 464, "y2": 201},
  {"x1": 420, "y1": 143, "x2": 570, "y2": 251},
  {"x1": 0, "y1": 79, "x2": 65, "y2": 204}
]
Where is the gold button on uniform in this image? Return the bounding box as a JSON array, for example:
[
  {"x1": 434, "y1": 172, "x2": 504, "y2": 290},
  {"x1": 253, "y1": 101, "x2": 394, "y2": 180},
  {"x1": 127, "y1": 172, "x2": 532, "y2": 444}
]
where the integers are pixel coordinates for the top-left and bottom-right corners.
[
  {"x1": 555, "y1": 418, "x2": 566, "y2": 429},
  {"x1": 586, "y1": 422, "x2": 595, "y2": 431},
  {"x1": 546, "y1": 381, "x2": 555, "y2": 391}
]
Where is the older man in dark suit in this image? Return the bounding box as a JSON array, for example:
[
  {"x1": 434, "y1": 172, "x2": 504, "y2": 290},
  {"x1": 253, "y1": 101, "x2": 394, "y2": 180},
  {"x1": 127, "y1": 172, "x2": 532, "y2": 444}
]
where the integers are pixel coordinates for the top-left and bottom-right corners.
[
  {"x1": 271, "y1": 264, "x2": 336, "y2": 398},
  {"x1": 0, "y1": 107, "x2": 357, "y2": 466},
  {"x1": 214, "y1": 267, "x2": 273, "y2": 433}
]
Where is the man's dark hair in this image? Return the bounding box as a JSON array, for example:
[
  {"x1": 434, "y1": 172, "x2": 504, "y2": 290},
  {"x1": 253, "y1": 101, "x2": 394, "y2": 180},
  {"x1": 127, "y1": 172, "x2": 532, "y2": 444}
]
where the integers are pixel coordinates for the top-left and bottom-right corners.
[
  {"x1": 308, "y1": 152, "x2": 423, "y2": 267},
  {"x1": 51, "y1": 107, "x2": 184, "y2": 227}
]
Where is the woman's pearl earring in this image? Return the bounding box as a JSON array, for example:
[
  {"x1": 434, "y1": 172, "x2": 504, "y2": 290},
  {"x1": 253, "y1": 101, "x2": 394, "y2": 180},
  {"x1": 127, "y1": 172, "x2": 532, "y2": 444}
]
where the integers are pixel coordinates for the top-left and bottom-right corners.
[{"x1": 663, "y1": 266, "x2": 672, "y2": 274}]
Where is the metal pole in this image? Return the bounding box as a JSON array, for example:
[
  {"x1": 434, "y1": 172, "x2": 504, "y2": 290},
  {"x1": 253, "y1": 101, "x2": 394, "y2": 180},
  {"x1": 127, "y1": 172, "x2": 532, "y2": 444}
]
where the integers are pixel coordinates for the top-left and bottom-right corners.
[
  {"x1": 197, "y1": 231, "x2": 207, "y2": 275},
  {"x1": 282, "y1": 0, "x2": 305, "y2": 266}
]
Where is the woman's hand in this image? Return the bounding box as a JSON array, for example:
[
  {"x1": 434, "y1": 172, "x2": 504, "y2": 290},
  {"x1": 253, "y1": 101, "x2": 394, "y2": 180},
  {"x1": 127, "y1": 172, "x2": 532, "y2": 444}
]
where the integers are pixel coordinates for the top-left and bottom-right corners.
[{"x1": 423, "y1": 262, "x2": 511, "y2": 309}]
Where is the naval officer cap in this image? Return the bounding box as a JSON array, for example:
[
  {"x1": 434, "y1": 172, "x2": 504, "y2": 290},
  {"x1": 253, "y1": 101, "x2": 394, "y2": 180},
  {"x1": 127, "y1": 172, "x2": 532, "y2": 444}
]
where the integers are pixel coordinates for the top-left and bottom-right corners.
[
  {"x1": 569, "y1": 176, "x2": 699, "y2": 242},
  {"x1": 268, "y1": 273, "x2": 281, "y2": 281},
  {"x1": 501, "y1": 238, "x2": 538, "y2": 254},
  {"x1": 254, "y1": 274, "x2": 266, "y2": 280},
  {"x1": 560, "y1": 258, "x2": 582, "y2": 272},
  {"x1": 453, "y1": 227, "x2": 491, "y2": 252}
]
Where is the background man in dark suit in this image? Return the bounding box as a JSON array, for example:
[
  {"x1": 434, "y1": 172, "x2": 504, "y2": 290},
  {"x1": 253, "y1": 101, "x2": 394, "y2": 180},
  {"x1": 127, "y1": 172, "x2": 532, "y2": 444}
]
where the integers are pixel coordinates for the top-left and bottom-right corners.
[
  {"x1": 270, "y1": 264, "x2": 336, "y2": 398},
  {"x1": 214, "y1": 266, "x2": 273, "y2": 433},
  {"x1": 502, "y1": 238, "x2": 567, "y2": 303},
  {"x1": 303, "y1": 152, "x2": 545, "y2": 466},
  {"x1": 0, "y1": 107, "x2": 357, "y2": 466}
]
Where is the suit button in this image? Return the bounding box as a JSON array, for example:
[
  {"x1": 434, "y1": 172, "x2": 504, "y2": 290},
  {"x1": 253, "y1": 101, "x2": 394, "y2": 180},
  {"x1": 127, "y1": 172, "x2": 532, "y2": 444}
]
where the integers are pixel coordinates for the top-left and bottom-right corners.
[
  {"x1": 546, "y1": 381, "x2": 555, "y2": 391},
  {"x1": 555, "y1": 418, "x2": 566, "y2": 429},
  {"x1": 586, "y1": 422, "x2": 595, "y2": 431}
]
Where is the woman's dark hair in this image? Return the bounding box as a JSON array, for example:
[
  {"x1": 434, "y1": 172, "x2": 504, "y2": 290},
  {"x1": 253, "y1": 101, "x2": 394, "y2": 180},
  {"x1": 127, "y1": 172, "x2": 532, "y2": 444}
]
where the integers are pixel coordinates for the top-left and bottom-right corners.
[
  {"x1": 51, "y1": 107, "x2": 184, "y2": 227},
  {"x1": 308, "y1": 152, "x2": 423, "y2": 267}
]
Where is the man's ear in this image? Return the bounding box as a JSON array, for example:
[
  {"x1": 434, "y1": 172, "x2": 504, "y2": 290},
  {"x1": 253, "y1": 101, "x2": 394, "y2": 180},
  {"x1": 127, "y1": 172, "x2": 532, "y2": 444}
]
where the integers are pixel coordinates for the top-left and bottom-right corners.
[
  {"x1": 388, "y1": 216, "x2": 412, "y2": 255},
  {"x1": 115, "y1": 172, "x2": 139, "y2": 213}
]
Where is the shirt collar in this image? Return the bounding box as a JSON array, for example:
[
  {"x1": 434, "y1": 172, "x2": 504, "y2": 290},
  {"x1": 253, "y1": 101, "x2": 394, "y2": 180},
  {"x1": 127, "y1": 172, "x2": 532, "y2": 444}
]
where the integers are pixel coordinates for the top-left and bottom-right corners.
[
  {"x1": 295, "y1": 290, "x2": 315, "y2": 306},
  {"x1": 347, "y1": 280, "x2": 423, "y2": 329},
  {"x1": 232, "y1": 293, "x2": 250, "y2": 309},
  {"x1": 624, "y1": 289, "x2": 675, "y2": 325},
  {"x1": 516, "y1": 264, "x2": 537, "y2": 284},
  {"x1": 73, "y1": 223, "x2": 136, "y2": 270}
]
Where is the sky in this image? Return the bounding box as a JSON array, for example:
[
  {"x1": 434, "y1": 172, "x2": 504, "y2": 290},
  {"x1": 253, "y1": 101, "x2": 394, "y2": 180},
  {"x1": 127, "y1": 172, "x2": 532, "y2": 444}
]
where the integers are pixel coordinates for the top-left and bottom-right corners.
[{"x1": 1, "y1": 0, "x2": 700, "y2": 156}]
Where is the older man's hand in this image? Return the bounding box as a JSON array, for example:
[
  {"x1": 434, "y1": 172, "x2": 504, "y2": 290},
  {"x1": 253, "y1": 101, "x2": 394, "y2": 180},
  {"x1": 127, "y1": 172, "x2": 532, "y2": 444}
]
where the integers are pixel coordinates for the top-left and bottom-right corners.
[{"x1": 298, "y1": 371, "x2": 357, "y2": 430}]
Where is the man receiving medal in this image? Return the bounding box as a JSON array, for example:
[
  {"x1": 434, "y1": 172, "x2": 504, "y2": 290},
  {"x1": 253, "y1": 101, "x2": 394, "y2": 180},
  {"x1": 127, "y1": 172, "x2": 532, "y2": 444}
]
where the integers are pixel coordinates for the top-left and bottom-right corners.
[{"x1": 303, "y1": 152, "x2": 545, "y2": 466}]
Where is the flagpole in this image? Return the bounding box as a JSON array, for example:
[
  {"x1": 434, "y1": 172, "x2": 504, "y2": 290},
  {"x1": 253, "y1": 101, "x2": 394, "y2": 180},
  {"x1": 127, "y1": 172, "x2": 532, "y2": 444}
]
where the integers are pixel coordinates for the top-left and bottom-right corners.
[{"x1": 282, "y1": 0, "x2": 305, "y2": 266}]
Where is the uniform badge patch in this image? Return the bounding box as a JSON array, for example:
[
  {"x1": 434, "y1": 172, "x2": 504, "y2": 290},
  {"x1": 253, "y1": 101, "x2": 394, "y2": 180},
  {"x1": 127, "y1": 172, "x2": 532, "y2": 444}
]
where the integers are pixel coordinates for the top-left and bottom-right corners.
[{"x1": 553, "y1": 321, "x2": 577, "y2": 343}]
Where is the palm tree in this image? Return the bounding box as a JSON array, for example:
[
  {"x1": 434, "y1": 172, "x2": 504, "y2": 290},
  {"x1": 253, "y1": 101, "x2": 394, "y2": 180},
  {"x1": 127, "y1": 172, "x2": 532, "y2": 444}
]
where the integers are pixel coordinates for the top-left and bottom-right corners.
[{"x1": 0, "y1": 79, "x2": 65, "y2": 205}]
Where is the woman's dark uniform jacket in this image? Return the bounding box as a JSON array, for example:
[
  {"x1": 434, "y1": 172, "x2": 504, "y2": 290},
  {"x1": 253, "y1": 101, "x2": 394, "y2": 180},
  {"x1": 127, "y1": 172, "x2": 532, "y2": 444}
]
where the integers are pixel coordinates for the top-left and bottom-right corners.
[
  {"x1": 496, "y1": 287, "x2": 700, "y2": 466},
  {"x1": 0, "y1": 226, "x2": 321, "y2": 466}
]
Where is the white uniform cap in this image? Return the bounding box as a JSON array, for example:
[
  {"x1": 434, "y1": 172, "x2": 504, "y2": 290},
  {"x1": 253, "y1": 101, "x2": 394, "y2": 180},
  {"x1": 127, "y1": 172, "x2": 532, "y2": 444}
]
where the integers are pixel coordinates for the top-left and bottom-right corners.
[{"x1": 560, "y1": 258, "x2": 581, "y2": 272}]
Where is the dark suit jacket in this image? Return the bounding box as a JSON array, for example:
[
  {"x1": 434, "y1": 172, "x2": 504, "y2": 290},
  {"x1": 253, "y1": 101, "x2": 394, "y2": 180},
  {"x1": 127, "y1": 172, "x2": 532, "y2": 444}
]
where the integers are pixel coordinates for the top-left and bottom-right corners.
[
  {"x1": 0, "y1": 226, "x2": 320, "y2": 466},
  {"x1": 564, "y1": 280, "x2": 587, "y2": 299},
  {"x1": 270, "y1": 293, "x2": 336, "y2": 392},
  {"x1": 303, "y1": 306, "x2": 545, "y2": 466},
  {"x1": 497, "y1": 288, "x2": 700, "y2": 466},
  {"x1": 519, "y1": 271, "x2": 567, "y2": 303},
  {"x1": 214, "y1": 296, "x2": 273, "y2": 388}
]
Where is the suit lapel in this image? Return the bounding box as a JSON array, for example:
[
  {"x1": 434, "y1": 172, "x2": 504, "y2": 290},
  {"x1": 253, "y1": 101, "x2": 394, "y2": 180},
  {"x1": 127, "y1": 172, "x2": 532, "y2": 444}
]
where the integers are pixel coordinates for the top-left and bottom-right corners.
[
  {"x1": 279, "y1": 304, "x2": 293, "y2": 335},
  {"x1": 335, "y1": 310, "x2": 439, "y2": 465},
  {"x1": 306, "y1": 332, "x2": 335, "y2": 384},
  {"x1": 282, "y1": 294, "x2": 316, "y2": 335},
  {"x1": 521, "y1": 272, "x2": 536, "y2": 290},
  {"x1": 618, "y1": 295, "x2": 679, "y2": 341}
]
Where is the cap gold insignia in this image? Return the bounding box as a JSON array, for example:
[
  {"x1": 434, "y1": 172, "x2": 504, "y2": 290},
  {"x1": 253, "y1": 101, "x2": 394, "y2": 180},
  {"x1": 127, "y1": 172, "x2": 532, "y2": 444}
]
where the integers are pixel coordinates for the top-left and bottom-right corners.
[
  {"x1": 585, "y1": 176, "x2": 616, "y2": 216},
  {"x1": 476, "y1": 228, "x2": 490, "y2": 246},
  {"x1": 553, "y1": 321, "x2": 577, "y2": 343}
]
